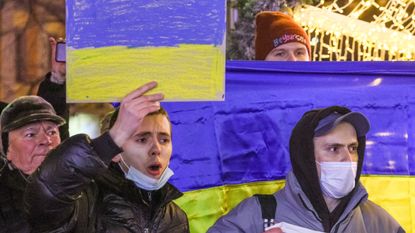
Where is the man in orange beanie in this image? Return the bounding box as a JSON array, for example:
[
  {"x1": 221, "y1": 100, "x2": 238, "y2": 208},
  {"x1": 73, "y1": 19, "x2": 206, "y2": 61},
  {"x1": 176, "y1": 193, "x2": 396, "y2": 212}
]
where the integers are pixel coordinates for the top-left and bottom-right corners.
[{"x1": 255, "y1": 11, "x2": 311, "y2": 61}]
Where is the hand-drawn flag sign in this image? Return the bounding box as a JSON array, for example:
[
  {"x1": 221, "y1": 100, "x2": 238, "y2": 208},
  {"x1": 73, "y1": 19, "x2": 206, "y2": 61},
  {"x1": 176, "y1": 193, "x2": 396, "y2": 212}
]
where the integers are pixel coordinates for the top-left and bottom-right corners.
[{"x1": 66, "y1": 0, "x2": 226, "y2": 102}]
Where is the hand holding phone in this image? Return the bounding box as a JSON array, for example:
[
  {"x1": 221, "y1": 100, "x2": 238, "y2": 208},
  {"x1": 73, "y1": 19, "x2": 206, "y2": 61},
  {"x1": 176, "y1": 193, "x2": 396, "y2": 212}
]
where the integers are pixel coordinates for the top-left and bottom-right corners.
[
  {"x1": 49, "y1": 37, "x2": 66, "y2": 84},
  {"x1": 55, "y1": 41, "x2": 66, "y2": 63}
]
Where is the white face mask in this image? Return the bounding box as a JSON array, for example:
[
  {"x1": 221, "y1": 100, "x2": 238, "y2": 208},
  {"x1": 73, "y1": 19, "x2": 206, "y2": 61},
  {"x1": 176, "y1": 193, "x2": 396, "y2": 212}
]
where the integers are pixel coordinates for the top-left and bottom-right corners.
[
  {"x1": 120, "y1": 156, "x2": 174, "y2": 191},
  {"x1": 317, "y1": 161, "x2": 357, "y2": 199}
]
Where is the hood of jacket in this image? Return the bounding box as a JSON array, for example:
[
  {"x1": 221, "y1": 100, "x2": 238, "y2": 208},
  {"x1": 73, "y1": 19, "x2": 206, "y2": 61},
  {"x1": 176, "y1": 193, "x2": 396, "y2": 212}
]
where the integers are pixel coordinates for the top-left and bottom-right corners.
[{"x1": 289, "y1": 106, "x2": 366, "y2": 232}]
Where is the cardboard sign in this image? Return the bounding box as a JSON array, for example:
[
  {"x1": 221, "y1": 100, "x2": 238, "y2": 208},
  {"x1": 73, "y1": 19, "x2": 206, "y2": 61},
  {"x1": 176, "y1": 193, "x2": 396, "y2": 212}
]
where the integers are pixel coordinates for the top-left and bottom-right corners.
[{"x1": 67, "y1": 0, "x2": 226, "y2": 102}]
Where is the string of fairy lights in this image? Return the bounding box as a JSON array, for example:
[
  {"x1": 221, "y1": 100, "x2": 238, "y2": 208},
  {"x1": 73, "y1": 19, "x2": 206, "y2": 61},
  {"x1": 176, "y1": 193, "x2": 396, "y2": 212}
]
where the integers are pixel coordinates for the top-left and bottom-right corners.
[{"x1": 293, "y1": 0, "x2": 415, "y2": 61}]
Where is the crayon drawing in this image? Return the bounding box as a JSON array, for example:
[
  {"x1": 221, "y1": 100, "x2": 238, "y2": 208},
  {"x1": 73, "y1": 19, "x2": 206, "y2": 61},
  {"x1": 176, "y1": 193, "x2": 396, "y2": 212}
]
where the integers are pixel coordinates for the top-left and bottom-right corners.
[{"x1": 67, "y1": 0, "x2": 226, "y2": 102}]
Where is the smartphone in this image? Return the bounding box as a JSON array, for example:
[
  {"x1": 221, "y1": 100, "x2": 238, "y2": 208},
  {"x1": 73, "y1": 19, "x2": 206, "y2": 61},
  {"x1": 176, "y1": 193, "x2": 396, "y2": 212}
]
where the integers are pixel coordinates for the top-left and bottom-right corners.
[{"x1": 55, "y1": 42, "x2": 66, "y2": 62}]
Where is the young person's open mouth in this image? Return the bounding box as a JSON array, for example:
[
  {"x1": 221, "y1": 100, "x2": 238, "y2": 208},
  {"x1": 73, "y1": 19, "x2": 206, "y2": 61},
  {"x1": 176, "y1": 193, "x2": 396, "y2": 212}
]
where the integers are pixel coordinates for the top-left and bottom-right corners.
[{"x1": 147, "y1": 163, "x2": 162, "y2": 176}]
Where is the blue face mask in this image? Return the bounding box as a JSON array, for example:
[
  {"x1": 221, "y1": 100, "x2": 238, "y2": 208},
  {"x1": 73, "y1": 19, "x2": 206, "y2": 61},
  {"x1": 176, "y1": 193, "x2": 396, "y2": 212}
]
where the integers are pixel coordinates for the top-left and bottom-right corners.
[{"x1": 120, "y1": 156, "x2": 174, "y2": 191}]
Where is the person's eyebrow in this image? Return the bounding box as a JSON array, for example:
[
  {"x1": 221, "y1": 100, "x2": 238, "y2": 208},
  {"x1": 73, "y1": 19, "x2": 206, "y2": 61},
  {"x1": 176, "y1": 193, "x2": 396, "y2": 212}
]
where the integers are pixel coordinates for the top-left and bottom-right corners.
[
  {"x1": 324, "y1": 143, "x2": 344, "y2": 147},
  {"x1": 134, "y1": 132, "x2": 171, "y2": 137},
  {"x1": 348, "y1": 142, "x2": 359, "y2": 147},
  {"x1": 44, "y1": 125, "x2": 58, "y2": 130},
  {"x1": 295, "y1": 47, "x2": 307, "y2": 51},
  {"x1": 133, "y1": 132, "x2": 151, "y2": 138},
  {"x1": 22, "y1": 126, "x2": 39, "y2": 131},
  {"x1": 158, "y1": 132, "x2": 171, "y2": 137},
  {"x1": 325, "y1": 142, "x2": 358, "y2": 147}
]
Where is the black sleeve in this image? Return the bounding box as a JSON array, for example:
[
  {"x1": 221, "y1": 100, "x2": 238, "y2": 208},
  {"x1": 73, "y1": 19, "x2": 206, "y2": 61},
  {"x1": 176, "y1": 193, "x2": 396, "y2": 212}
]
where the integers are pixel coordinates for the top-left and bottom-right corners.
[
  {"x1": 91, "y1": 132, "x2": 123, "y2": 165},
  {"x1": 37, "y1": 72, "x2": 69, "y2": 140},
  {"x1": 24, "y1": 133, "x2": 122, "y2": 232}
]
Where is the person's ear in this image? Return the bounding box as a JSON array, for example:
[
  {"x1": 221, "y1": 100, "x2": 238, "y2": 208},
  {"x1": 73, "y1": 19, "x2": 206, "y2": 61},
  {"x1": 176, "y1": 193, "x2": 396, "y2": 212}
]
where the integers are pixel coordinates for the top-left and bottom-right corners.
[{"x1": 112, "y1": 154, "x2": 121, "y2": 163}]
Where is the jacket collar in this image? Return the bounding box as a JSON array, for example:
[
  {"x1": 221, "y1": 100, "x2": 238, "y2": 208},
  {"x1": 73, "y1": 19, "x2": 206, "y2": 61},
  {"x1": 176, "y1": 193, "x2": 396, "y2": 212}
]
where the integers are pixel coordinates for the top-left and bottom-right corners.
[{"x1": 284, "y1": 171, "x2": 368, "y2": 223}]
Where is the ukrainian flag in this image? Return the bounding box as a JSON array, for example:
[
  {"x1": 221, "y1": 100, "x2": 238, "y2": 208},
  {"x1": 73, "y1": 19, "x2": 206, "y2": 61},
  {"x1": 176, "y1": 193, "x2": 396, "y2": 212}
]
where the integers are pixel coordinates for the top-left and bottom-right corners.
[
  {"x1": 66, "y1": 0, "x2": 225, "y2": 102},
  {"x1": 164, "y1": 61, "x2": 415, "y2": 233}
]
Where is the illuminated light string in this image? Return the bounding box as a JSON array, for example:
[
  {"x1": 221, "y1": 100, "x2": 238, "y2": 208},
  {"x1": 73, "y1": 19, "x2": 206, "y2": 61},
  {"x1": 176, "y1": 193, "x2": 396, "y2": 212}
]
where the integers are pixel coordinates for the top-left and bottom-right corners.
[
  {"x1": 316, "y1": 0, "x2": 412, "y2": 29},
  {"x1": 293, "y1": 1, "x2": 415, "y2": 61}
]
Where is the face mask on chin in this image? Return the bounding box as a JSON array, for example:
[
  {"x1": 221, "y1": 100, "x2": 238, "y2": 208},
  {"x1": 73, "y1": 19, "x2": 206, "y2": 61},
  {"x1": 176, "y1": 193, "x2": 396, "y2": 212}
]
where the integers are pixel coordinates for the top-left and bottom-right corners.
[
  {"x1": 119, "y1": 155, "x2": 174, "y2": 191},
  {"x1": 317, "y1": 161, "x2": 357, "y2": 199}
]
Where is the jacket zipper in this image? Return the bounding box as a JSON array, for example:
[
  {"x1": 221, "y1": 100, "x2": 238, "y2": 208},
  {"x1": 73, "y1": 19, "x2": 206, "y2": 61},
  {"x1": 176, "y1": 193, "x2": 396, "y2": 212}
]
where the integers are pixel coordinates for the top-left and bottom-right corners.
[
  {"x1": 298, "y1": 194, "x2": 321, "y2": 222},
  {"x1": 331, "y1": 195, "x2": 365, "y2": 233},
  {"x1": 148, "y1": 191, "x2": 152, "y2": 202},
  {"x1": 144, "y1": 191, "x2": 153, "y2": 233}
]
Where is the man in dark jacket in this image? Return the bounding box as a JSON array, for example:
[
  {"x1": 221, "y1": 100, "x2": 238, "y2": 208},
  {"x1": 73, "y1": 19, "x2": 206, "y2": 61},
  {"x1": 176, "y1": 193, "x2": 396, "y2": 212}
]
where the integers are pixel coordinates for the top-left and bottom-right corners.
[
  {"x1": 208, "y1": 106, "x2": 404, "y2": 233},
  {"x1": 0, "y1": 95, "x2": 66, "y2": 233},
  {"x1": 0, "y1": 37, "x2": 68, "y2": 233},
  {"x1": 24, "y1": 81, "x2": 189, "y2": 233},
  {"x1": 36, "y1": 38, "x2": 68, "y2": 140}
]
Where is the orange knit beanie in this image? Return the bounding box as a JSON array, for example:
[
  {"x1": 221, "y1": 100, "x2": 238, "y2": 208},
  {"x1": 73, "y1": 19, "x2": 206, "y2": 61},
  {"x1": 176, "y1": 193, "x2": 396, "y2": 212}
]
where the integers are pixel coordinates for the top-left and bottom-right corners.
[{"x1": 255, "y1": 11, "x2": 311, "y2": 60}]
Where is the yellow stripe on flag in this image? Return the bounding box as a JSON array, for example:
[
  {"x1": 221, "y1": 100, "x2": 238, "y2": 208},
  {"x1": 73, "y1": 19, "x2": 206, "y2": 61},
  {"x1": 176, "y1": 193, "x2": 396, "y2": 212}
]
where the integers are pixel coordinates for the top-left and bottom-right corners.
[
  {"x1": 175, "y1": 176, "x2": 414, "y2": 233},
  {"x1": 67, "y1": 44, "x2": 225, "y2": 102}
]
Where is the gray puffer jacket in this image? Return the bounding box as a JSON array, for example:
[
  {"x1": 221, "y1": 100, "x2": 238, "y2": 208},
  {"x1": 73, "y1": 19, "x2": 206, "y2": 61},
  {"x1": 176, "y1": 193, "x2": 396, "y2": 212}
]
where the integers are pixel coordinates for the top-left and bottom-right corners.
[{"x1": 208, "y1": 171, "x2": 404, "y2": 233}]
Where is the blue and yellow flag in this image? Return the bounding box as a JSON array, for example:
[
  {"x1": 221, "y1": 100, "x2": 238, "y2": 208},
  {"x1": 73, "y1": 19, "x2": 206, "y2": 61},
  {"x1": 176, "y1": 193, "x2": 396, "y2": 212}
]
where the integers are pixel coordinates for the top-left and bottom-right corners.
[
  {"x1": 164, "y1": 61, "x2": 415, "y2": 233},
  {"x1": 66, "y1": 0, "x2": 226, "y2": 102}
]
